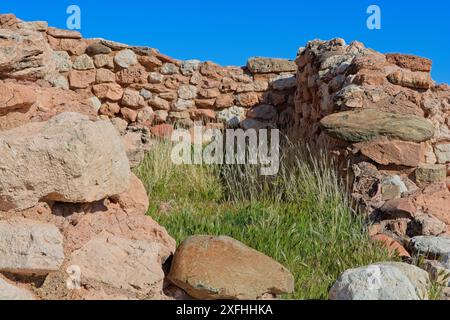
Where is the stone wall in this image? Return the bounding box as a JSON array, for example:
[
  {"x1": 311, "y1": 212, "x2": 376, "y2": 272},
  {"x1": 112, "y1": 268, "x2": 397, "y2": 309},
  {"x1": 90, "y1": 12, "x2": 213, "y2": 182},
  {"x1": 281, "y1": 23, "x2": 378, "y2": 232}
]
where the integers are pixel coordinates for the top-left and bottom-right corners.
[
  {"x1": 293, "y1": 38, "x2": 450, "y2": 247},
  {"x1": 0, "y1": 14, "x2": 297, "y2": 143},
  {"x1": 1, "y1": 13, "x2": 450, "y2": 264}
]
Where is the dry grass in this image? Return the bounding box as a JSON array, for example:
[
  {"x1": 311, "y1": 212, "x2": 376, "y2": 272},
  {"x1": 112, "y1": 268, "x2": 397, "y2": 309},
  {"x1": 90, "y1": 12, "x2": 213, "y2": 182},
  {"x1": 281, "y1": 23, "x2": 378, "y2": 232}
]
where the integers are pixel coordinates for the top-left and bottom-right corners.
[{"x1": 134, "y1": 138, "x2": 394, "y2": 299}]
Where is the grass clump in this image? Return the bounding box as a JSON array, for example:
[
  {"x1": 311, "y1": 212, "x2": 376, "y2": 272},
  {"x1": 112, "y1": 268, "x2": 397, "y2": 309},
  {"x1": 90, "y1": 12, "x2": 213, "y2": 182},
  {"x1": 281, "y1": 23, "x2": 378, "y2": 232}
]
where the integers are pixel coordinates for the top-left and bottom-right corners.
[{"x1": 134, "y1": 139, "x2": 393, "y2": 299}]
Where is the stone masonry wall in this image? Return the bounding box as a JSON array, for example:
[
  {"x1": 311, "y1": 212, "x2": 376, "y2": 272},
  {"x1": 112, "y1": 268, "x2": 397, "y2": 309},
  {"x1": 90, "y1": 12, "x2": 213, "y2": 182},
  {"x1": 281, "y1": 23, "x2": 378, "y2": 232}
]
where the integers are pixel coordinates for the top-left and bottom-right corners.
[
  {"x1": 0, "y1": 14, "x2": 297, "y2": 145},
  {"x1": 1, "y1": 13, "x2": 450, "y2": 260},
  {"x1": 293, "y1": 38, "x2": 450, "y2": 250}
]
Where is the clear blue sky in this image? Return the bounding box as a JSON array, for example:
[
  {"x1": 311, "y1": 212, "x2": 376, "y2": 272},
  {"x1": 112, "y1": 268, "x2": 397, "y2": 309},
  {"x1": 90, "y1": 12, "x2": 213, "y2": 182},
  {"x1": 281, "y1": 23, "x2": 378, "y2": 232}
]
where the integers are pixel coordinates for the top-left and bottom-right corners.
[{"x1": 1, "y1": 0, "x2": 449, "y2": 83}]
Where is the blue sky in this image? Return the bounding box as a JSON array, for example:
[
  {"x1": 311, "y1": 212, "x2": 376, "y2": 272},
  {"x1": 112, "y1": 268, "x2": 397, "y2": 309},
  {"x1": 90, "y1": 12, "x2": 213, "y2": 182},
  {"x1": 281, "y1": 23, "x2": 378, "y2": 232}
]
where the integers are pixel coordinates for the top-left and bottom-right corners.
[{"x1": 1, "y1": 0, "x2": 449, "y2": 83}]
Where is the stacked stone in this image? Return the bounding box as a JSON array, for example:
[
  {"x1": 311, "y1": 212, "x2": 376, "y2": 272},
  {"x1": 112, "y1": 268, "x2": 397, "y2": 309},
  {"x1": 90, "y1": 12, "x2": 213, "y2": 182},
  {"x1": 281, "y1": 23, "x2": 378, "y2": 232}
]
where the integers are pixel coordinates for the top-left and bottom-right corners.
[{"x1": 294, "y1": 39, "x2": 450, "y2": 279}]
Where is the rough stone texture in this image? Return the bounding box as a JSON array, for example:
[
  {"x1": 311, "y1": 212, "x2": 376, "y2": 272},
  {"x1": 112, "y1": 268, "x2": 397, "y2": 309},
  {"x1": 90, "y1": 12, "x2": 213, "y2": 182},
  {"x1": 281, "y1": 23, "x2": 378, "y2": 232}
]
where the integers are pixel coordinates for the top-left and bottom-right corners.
[
  {"x1": 110, "y1": 173, "x2": 149, "y2": 215},
  {"x1": 329, "y1": 262, "x2": 429, "y2": 300},
  {"x1": 69, "y1": 233, "x2": 167, "y2": 296},
  {"x1": 0, "y1": 82, "x2": 36, "y2": 115},
  {"x1": 247, "y1": 57, "x2": 297, "y2": 73},
  {"x1": 415, "y1": 164, "x2": 447, "y2": 184},
  {"x1": 0, "y1": 276, "x2": 35, "y2": 300},
  {"x1": 387, "y1": 70, "x2": 432, "y2": 89},
  {"x1": 409, "y1": 236, "x2": 450, "y2": 258},
  {"x1": 168, "y1": 235, "x2": 294, "y2": 300},
  {"x1": 0, "y1": 217, "x2": 64, "y2": 275},
  {"x1": 114, "y1": 49, "x2": 138, "y2": 69},
  {"x1": 355, "y1": 140, "x2": 425, "y2": 167},
  {"x1": 320, "y1": 109, "x2": 435, "y2": 143},
  {"x1": 0, "y1": 112, "x2": 130, "y2": 211},
  {"x1": 0, "y1": 28, "x2": 55, "y2": 79}
]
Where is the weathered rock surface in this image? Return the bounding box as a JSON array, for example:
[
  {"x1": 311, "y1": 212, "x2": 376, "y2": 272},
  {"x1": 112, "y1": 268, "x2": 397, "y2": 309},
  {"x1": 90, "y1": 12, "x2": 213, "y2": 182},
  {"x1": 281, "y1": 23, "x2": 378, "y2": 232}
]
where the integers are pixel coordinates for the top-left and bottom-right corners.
[
  {"x1": 0, "y1": 276, "x2": 35, "y2": 300},
  {"x1": 329, "y1": 262, "x2": 429, "y2": 300},
  {"x1": 0, "y1": 217, "x2": 64, "y2": 275},
  {"x1": 409, "y1": 236, "x2": 450, "y2": 258},
  {"x1": 168, "y1": 235, "x2": 294, "y2": 300},
  {"x1": 69, "y1": 232, "x2": 167, "y2": 296},
  {"x1": 247, "y1": 57, "x2": 297, "y2": 73},
  {"x1": 0, "y1": 112, "x2": 130, "y2": 211},
  {"x1": 0, "y1": 28, "x2": 55, "y2": 79},
  {"x1": 355, "y1": 140, "x2": 425, "y2": 167},
  {"x1": 0, "y1": 82, "x2": 36, "y2": 115},
  {"x1": 320, "y1": 109, "x2": 435, "y2": 143}
]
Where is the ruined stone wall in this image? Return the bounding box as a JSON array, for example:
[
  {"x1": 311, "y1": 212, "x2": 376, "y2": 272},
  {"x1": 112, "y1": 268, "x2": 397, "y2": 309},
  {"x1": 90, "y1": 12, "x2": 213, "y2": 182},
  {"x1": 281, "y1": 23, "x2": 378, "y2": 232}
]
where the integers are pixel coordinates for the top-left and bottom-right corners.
[
  {"x1": 1, "y1": 13, "x2": 450, "y2": 251},
  {"x1": 0, "y1": 14, "x2": 297, "y2": 143},
  {"x1": 293, "y1": 38, "x2": 450, "y2": 245}
]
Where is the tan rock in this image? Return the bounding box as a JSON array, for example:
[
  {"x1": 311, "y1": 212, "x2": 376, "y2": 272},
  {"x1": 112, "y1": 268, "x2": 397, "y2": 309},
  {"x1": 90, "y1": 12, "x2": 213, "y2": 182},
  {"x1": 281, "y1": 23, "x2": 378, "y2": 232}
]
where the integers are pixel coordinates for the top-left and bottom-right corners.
[
  {"x1": 0, "y1": 29, "x2": 55, "y2": 79},
  {"x1": 236, "y1": 92, "x2": 260, "y2": 107},
  {"x1": 0, "y1": 276, "x2": 34, "y2": 300},
  {"x1": 189, "y1": 109, "x2": 216, "y2": 121},
  {"x1": 69, "y1": 233, "x2": 167, "y2": 296},
  {"x1": 413, "y1": 183, "x2": 450, "y2": 225},
  {"x1": 387, "y1": 70, "x2": 432, "y2": 89},
  {"x1": 138, "y1": 55, "x2": 162, "y2": 70},
  {"x1": 121, "y1": 107, "x2": 138, "y2": 122},
  {"x1": 0, "y1": 112, "x2": 130, "y2": 210},
  {"x1": 95, "y1": 68, "x2": 116, "y2": 83},
  {"x1": 116, "y1": 65, "x2": 148, "y2": 85},
  {"x1": 110, "y1": 173, "x2": 149, "y2": 215},
  {"x1": 168, "y1": 235, "x2": 294, "y2": 299},
  {"x1": 68, "y1": 70, "x2": 96, "y2": 89},
  {"x1": 247, "y1": 57, "x2": 297, "y2": 73},
  {"x1": 215, "y1": 94, "x2": 234, "y2": 108},
  {"x1": 99, "y1": 102, "x2": 121, "y2": 117},
  {"x1": 93, "y1": 83, "x2": 124, "y2": 101},
  {"x1": 47, "y1": 27, "x2": 81, "y2": 39},
  {"x1": 121, "y1": 88, "x2": 145, "y2": 109},
  {"x1": 94, "y1": 54, "x2": 114, "y2": 69},
  {"x1": 380, "y1": 198, "x2": 417, "y2": 220},
  {"x1": 0, "y1": 217, "x2": 64, "y2": 275}
]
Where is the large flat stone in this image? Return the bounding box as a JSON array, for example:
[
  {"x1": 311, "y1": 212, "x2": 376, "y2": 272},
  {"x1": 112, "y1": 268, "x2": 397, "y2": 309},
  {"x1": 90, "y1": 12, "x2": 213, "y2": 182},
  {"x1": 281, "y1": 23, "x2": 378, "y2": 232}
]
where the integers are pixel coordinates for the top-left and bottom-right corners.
[
  {"x1": 0, "y1": 276, "x2": 35, "y2": 300},
  {"x1": 320, "y1": 109, "x2": 435, "y2": 143},
  {"x1": 329, "y1": 262, "x2": 429, "y2": 300},
  {"x1": 247, "y1": 57, "x2": 297, "y2": 74},
  {"x1": 168, "y1": 235, "x2": 294, "y2": 300}
]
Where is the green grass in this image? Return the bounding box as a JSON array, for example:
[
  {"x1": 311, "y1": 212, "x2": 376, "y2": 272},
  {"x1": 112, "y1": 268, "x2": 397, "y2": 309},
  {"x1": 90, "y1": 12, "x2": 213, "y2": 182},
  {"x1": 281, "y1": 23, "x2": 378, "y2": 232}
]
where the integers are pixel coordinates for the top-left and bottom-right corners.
[{"x1": 134, "y1": 139, "x2": 394, "y2": 299}]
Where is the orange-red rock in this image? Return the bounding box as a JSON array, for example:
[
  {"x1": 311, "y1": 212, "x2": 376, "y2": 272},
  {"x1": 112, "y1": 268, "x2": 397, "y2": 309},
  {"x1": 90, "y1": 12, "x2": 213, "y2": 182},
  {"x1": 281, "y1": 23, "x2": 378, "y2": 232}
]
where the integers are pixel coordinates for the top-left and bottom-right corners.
[
  {"x1": 371, "y1": 234, "x2": 411, "y2": 258},
  {"x1": 355, "y1": 140, "x2": 426, "y2": 167}
]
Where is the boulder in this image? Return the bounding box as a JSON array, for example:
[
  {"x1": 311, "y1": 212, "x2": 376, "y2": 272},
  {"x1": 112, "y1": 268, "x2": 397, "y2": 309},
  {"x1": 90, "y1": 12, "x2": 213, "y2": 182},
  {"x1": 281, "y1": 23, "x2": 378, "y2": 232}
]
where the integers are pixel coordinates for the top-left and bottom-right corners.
[
  {"x1": 168, "y1": 235, "x2": 294, "y2": 299},
  {"x1": 0, "y1": 217, "x2": 64, "y2": 275},
  {"x1": 0, "y1": 276, "x2": 35, "y2": 300},
  {"x1": 329, "y1": 262, "x2": 429, "y2": 300},
  {"x1": 0, "y1": 28, "x2": 55, "y2": 79},
  {"x1": 387, "y1": 70, "x2": 432, "y2": 89},
  {"x1": 409, "y1": 236, "x2": 450, "y2": 258},
  {"x1": 69, "y1": 233, "x2": 167, "y2": 296},
  {"x1": 320, "y1": 109, "x2": 434, "y2": 143},
  {"x1": 0, "y1": 112, "x2": 130, "y2": 211},
  {"x1": 110, "y1": 173, "x2": 149, "y2": 215},
  {"x1": 114, "y1": 49, "x2": 138, "y2": 69},
  {"x1": 385, "y1": 54, "x2": 432, "y2": 72}
]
